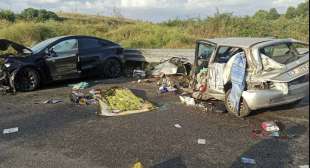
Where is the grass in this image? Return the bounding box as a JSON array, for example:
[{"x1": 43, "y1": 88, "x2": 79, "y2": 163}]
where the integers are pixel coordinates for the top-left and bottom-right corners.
[{"x1": 0, "y1": 12, "x2": 309, "y2": 50}]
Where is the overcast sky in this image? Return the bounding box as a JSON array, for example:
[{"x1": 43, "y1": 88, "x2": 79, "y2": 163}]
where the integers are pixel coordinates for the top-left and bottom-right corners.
[{"x1": 0, "y1": 0, "x2": 306, "y2": 22}]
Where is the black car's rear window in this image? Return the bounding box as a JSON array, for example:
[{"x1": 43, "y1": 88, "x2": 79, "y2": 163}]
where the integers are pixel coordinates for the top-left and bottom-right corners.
[{"x1": 79, "y1": 38, "x2": 105, "y2": 50}]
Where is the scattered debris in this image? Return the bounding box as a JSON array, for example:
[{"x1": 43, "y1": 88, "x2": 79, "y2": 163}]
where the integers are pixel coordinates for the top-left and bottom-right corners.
[
  {"x1": 132, "y1": 161, "x2": 144, "y2": 168},
  {"x1": 197, "y1": 139, "x2": 206, "y2": 145},
  {"x1": 261, "y1": 121, "x2": 280, "y2": 132},
  {"x1": 151, "y1": 57, "x2": 191, "y2": 76},
  {"x1": 133, "y1": 70, "x2": 146, "y2": 79},
  {"x1": 174, "y1": 124, "x2": 182, "y2": 128},
  {"x1": 179, "y1": 96, "x2": 196, "y2": 106},
  {"x1": 3, "y1": 127, "x2": 19, "y2": 134},
  {"x1": 70, "y1": 82, "x2": 90, "y2": 90},
  {"x1": 252, "y1": 121, "x2": 289, "y2": 140},
  {"x1": 97, "y1": 87, "x2": 155, "y2": 117},
  {"x1": 159, "y1": 86, "x2": 177, "y2": 94},
  {"x1": 43, "y1": 99, "x2": 63, "y2": 104},
  {"x1": 70, "y1": 90, "x2": 98, "y2": 106},
  {"x1": 241, "y1": 157, "x2": 256, "y2": 165}
]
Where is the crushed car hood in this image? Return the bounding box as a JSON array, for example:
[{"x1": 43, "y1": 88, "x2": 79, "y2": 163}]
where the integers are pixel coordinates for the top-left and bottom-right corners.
[{"x1": 0, "y1": 39, "x2": 32, "y2": 54}]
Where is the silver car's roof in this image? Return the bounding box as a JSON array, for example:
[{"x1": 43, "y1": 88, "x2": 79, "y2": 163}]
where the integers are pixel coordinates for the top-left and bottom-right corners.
[
  {"x1": 202, "y1": 37, "x2": 275, "y2": 48},
  {"x1": 201, "y1": 37, "x2": 307, "y2": 48}
]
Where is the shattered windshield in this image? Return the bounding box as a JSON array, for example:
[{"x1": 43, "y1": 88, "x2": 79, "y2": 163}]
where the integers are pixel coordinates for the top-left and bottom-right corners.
[
  {"x1": 31, "y1": 37, "x2": 60, "y2": 54},
  {"x1": 260, "y1": 42, "x2": 309, "y2": 65}
]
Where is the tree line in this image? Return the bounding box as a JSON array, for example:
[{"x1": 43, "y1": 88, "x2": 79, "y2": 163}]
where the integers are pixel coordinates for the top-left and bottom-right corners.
[{"x1": 0, "y1": 8, "x2": 60, "y2": 22}]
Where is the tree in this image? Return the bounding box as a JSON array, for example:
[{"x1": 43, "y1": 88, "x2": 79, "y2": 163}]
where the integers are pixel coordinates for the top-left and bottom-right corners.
[
  {"x1": 285, "y1": 7, "x2": 297, "y2": 19},
  {"x1": 269, "y1": 8, "x2": 280, "y2": 20},
  {"x1": 253, "y1": 10, "x2": 270, "y2": 20},
  {"x1": 0, "y1": 9, "x2": 16, "y2": 22},
  {"x1": 20, "y1": 8, "x2": 39, "y2": 20},
  {"x1": 19, "y1": 8, "x2": 60, "y2": 21},
  {"x1": 296, "y1": 0, "x2": 309, "y2": 17}
]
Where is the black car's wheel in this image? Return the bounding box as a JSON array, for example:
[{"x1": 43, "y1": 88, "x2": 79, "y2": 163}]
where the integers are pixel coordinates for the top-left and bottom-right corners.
[
  {"x1": 15, "y1": 68, "x2": 40, "y2": 92},
  {"x1": 225, "y1": 89, "x2": 251, "y2": 118},
  {"x1": 103, "y1": 59, "x2": 122, "y2": 78}
]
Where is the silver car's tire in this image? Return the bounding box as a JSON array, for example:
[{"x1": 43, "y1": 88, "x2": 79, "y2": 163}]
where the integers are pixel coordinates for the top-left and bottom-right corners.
[{"x1": 225, "y1": 89, "x2": 251, "y2": 118}]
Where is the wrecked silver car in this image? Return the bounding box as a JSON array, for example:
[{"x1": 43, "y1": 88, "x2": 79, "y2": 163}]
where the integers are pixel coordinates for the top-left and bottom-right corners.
[{"x1": 192, "y1": 38, "x2": 309, "y2": 117}]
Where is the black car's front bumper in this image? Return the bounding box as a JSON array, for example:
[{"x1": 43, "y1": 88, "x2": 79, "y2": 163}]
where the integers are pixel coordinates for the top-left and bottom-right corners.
[{"x1": 0, "y1": 66, "x2": 13, "y2": 93}]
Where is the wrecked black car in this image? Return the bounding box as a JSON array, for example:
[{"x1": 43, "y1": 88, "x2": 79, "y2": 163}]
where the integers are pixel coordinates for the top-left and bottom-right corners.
[{"x1": 0, "y1": 36, "x2": 124, "y2": 92}]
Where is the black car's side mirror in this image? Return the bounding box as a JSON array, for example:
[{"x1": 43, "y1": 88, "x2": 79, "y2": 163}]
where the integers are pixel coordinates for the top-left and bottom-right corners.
[{"x1": 45, "y1": 48, "x2": 57, "y2": 58}]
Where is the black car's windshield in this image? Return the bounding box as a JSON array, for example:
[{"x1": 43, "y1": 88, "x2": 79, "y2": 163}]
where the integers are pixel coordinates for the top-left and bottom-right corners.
[{"x1": 31, "y1": 37, "x2": 60, "y2": 54}]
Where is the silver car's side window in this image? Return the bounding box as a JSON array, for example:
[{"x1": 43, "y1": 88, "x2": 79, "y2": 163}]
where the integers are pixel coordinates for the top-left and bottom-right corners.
[
  {"x1": 198, "y1": 43, "x2": 215, "y2": 60},
  {"x1": 52, "y1": 39, "x2": 78, "y2": 53}
]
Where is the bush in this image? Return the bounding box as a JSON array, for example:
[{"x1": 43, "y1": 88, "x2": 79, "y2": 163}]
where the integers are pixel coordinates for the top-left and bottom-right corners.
[
  {"x1": 19, "y1": 8, "x2": 60, "y2": 22},
  {"x1": 0, "y1": 10, "x2": 16, "y2": 22}
]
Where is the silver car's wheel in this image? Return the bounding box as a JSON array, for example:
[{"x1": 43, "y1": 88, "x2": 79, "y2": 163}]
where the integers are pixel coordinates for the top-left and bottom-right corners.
[{"x1": 225, "y1": 89, "x2": 251, "y2": 118}]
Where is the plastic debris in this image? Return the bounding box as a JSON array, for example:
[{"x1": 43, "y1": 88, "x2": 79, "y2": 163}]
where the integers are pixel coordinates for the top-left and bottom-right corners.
[
  {"x1": 261, "y1": 121, "x2": 280, "y2": 132},
  {"x1": 151, "y1": 57, "x2": 191, "y2": 76},
  {"x1": 71, "y1": 90, "x2": 99, "y2": 106},
  {"x1": 43, "y1": 99, "x2": 63, "y2": 104},
  {"x1": 133, "y1": 70, "x2": 146, "y2": 79},
  {"x1": 174, "y1": 124, "x2": 182, "y2": 128},
  {"x1": 241, "y1": 157, "x2": 256, "y2": 165},
  {"x1": 71, "y1": 82, "x2": 90, "y2": 90},
  {"x1": 179, "y1": 96, "x2": 196, "y2": 106},
  {"x1": 132, "y1": 161, "x2": 144, "y2": 168},
  {"x1": 159, "y1": 86, "x2": 177, "y2": 94},
  {"x1": 3, "y1": 127, "x2": 19, "y2": 134},
  {"x1": 197, "y1": 139, "x2": 206, "y2": 145}
]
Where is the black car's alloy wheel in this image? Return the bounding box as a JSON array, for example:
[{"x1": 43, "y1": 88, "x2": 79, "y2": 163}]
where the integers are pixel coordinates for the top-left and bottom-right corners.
[
  {"x1": 104, "y1": 59, "x2": 122, "y2": 78},
  {"x1": 15, "y1": 68, "x2": 39, "y2": 92}
]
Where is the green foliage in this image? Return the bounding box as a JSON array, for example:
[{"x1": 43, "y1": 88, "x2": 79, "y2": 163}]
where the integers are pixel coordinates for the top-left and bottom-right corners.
[
  {"x1": 0, "y1": 1, "x2": 309, "y2": 49},
  {"x1": 101, "y1": 87, "x2": 144, "y2": 111},
  {"x1": 0, "y1": 10, "x2": 15, "y2": 22},
  {"x1": 286, "y1": 7, "x2": 298, "y2": 19},
  {"x1": 19, "y1": 8, "x2": 60, "y2": 21}
]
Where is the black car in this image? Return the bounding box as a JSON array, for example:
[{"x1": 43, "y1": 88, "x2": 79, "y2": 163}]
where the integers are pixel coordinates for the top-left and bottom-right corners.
[{"x1": 0, "y1": 35, "x2": 124, "y2": 92}]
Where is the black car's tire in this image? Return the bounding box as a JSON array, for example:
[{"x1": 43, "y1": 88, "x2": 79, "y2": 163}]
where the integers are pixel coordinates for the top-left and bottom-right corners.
[
  {"x1": 15, "y1": 68, "x2": 40, "y2": 92},
  {"x1": 225, "y1": 89, "x2": 251, "y2": 118},
  {"x1": 103, "y1": 59, "x2": 122, "y2": 78}
]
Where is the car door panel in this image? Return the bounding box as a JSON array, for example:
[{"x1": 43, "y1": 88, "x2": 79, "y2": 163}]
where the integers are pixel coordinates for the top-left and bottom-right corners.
[{"x1": 45, "y1": 39, "x2": 80, "y2": 80}]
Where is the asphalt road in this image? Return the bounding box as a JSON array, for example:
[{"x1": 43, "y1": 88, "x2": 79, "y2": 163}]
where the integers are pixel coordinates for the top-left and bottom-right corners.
[{"x1": 0, "y1": 78, "x2": 309, "y2": 168}]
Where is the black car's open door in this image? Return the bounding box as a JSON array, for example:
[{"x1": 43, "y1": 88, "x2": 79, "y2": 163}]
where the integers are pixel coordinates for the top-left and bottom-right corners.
[{"x1": 45, "y1": 39, "x2": 80, "y2": 80}]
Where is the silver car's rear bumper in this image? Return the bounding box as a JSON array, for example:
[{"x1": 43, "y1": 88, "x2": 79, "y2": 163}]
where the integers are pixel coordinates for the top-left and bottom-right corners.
[{"x1": 243, "y1": 82, "x2": 309, "y2": 110}]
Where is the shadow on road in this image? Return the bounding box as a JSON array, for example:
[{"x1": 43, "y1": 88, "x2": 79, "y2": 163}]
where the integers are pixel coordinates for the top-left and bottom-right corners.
[
  {"x1": 151, "y1": 156, "x2": 187, "y2": 168},
  {"x1": 230, "y1": 125, "x2": 307, "y2": 168},
  {"x1": 250, "y1": 96, "x2": 309, "y2": 117}
]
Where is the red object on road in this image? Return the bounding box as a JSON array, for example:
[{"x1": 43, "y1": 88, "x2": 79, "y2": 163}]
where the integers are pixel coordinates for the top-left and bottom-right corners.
[{"x1": 261, "y1": 121, "x2": 280, "y2": 132}]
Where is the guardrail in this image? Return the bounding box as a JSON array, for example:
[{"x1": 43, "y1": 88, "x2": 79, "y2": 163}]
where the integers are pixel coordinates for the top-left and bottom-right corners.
[{"x1": 124, "y1": 49, "x2": 195, "y2": 63}]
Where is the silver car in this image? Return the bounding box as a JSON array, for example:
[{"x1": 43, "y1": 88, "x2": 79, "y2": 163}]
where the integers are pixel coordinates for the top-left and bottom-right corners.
[{"x1": 192, "y1": 37, "x2": 309, "y2": 117}]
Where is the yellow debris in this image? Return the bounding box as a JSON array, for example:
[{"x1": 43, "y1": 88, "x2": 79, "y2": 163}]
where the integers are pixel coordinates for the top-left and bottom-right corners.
[{"x1": 132, "y1": 162, "x2": 143, "y2": 168}]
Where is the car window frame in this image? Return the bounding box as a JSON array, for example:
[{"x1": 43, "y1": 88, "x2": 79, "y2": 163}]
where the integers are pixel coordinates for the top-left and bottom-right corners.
[
  {"x1": 50, "y1": 38, "x2": 78, "y2": 56},
  {"x1": 78, "y1": 37, "x2": 108, "y2": 51},
  {"x1": 213, "y1": 46, "x2": 244, "y2": 63}
]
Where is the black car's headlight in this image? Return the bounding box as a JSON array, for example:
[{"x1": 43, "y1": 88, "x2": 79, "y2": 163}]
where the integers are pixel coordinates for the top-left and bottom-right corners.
[{"x1": 4, "y1": 63, "x2": 11, "y2": 68}]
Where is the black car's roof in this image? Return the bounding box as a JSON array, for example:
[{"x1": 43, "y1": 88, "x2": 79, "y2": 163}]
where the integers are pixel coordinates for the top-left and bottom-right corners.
[{"x1": 56, "y1": 35, "x2": 119, "y2": 45}]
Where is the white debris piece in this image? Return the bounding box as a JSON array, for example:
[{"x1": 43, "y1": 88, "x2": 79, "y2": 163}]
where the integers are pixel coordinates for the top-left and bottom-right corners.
[
  {"x1": 300, "y1": 165, "x2": 309, "y2": 168},
  {"x1": 174, "y1": 124, "x2": 182, "y2": 128},
  {"x1": 3, "y1": 127, "x2": 19, "y2": 134},
  {"x1": 179, "y1": 96, "x2": 195, "y2": 106},
  {"x1": 197, "y1": 139, "x2": 206, "y2": 145},
  {"x1": 241, "y1": 157, "x2": 256, "y2": 164}
]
